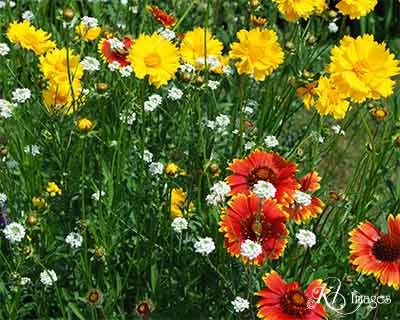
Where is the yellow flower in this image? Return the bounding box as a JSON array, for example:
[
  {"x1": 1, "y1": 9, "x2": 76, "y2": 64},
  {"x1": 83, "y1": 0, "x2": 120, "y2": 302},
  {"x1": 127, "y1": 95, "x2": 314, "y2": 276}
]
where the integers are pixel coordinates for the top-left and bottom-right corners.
[
  {"x1": 296, "y1": 82, "x2": 317, "y2": 109},
  {"x1": 76, "y1": 118, "x2": 95, "y2": 132},
  {"x1": 180, "y1": 27, "x2": 224, "y2": 71},
  {"x1": 314, "y1": 76, "x2": 350, "y2": 119},
  {"x1": 336, "y1": 0, "x2": 377, "y2": 19},
  {"x1": 47, "y1": 182, "x2": 62, "y2": 197},
  {"x1": 6, "y1": 20, "x2": 55, "y2": 55},
  {"x1": 127, "y1": 32, "x2": 179, "y2": 88},
  {"x1": 229, "y1": 28, "x2": 284, "y2": 81},
  {"x1": 170, "y1": 188, "x2": 195, "y2": 218},
  {"x1": 32, "y1": 196, "x2": 46, "y2": 208},
  {"x1": 327, "y1": 34, "x2": 400, "y2": 103},
  {"x1": 39, "y1": 48, "x2": 84, "y2": 84},
  {"x1": 42, "y1": 80, "x2": 83, "y2": 114},
  {"x1": 165, "y1": 163, "x2": 179, "y2": 176},
  {"x1": 271, "y1": 0, "x2": 327, "y2": 21},
  {"x1": 75, "y1": 23, "x2": 101, "y2": 41}
]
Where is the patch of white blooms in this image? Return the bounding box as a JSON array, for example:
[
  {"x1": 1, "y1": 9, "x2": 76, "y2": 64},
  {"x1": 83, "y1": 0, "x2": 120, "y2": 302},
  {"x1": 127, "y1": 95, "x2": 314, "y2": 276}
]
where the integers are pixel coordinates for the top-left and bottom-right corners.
[
  {"x1": 143, "y1": 150, "x2": 153, "y2": 163},
  {"x1": 206, "y1": 181, "x2": 231, "y2": 206},
  {"x1": 40, "y1": 269, "x2": 57, "y2": 286},
  {"x1": 3, "y1": 222, "x2": 26, "y2": 243},
  {"x1": 108, "y1": 38, "x2": 124, "y2": 50},
  {"x1": 20, "y1": 277, "x2": 31, "y2": 286},
  {"x1": 194, "y1": 237, "x2": 215, "y2": 256},
  {"x1": 171, "y1": 217, "x2": 188, "y2": 233},
  {"x1": 294, "y1": 191, "x2": 312, "y2": 207},
  {"x1": 91, "y1": 190, "x2": 106, "y2": 201},
  {"x1": 158, "y1": 27, "x2": 176, "y2": 41},
  {"x1": 231, "y1": 297, "x2": 250, "y2": 313},
  {"x1": 296, "y1": 229, "x2": 317, "y2": 248},
  {"x1": 81, "y1": 56, "x2": 100, "y2": 73},
  {"x1": 108, "y1": 61, "x2": 121, "y2": 71},
  {"x1": 167, "y1": 87, "x2": 183, "y2": 100},
  {"x1": 179, "y1": 63, "x2": 196, "y2": 73},
  {"x1": 206, "y1": 114, "x2": 230, "y2": 135},
  {"x1": 328, "y1": 22, "x2": 339, "y2": 33},
  {"x1": 120, "y1": 65, "x2": 133, "y2": 77},
  {"x1": 207, "y1": 80, "x2": 220, "y2": 90},
  {"x1": 65, "y1": 232, "x2": 83, "y2": 248},
  {"x1": 253, "y1": 181, "x2": 276, "y2": 199},
  {"x1": 331, "y1": 124, "x2": 345, "y2": 135},
  {"x1": 0, "y1": 43, "x2": 10, "y2": 56},
  {"x1": 0, "y1": 1, "x2": 15, "y2": 8},
  {"x1": 81, "y1": 16, "x2": 98, "y2": 28},
  {"x1": 12, "y1": 88, "x2": 31, "y2": 103},
  {"x1": 24, "y1": 144, "x2": 40, "y2": 156},
  {"x1": 149, "y1": 162, "x2": 164, "y2": 176},
  {"x1": 264, "y1": 135, "x2": 279, "y2": 148},
  {"x1": 119, "y1": 109, "x2": 136, "y2": 127},
  {"x1": 244, "y1": 141, "x2": 256, "y2": 151},
  {"x1": 240, "y1": 239, "x2": 262, "y2": 260},
  {"x1": 0, "y1": 99, "x2": 16, "y2": 118},
  {"x1": 0, "y1": 193, "x2": 6, "y2": 203},
  {"x1": 144, "y1": 94, "x2": 162, "y2": 112},
  {"x1": 22, "y1": 10, "x2": 34, "y2": 21}
]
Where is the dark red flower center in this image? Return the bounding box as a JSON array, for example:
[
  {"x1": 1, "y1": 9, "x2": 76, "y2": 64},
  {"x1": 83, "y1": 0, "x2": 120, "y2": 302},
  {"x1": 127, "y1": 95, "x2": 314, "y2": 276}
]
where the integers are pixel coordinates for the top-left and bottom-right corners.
[
  {"x1": 280, "y1": 289, "x2": 310, "y2": 317},
  {"x1": 248, "y1": 167, "x2": 276, "y2": 186},
  {"x1": 240, "y1": 215, "x2": 273, "y2": 244},
  {"x1": 372, "y1": 235, "x2": 400, "y2": 262},
  {"x1": 137, "y1": 303, "x2": 150, "y2": 315}
]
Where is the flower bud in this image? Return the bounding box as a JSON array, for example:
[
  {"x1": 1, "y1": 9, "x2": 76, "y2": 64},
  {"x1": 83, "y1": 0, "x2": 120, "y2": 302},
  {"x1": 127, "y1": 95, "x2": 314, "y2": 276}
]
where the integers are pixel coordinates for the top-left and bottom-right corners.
[
  {"x1": 76, "y1": 118, "x2": 95, "y2": 133},
  {"x1": 96, "y1": 82, "x2": 109, "y2": 93},
  {"x1": 62, "y1": 8, "x2": 75, "y2": 22}
]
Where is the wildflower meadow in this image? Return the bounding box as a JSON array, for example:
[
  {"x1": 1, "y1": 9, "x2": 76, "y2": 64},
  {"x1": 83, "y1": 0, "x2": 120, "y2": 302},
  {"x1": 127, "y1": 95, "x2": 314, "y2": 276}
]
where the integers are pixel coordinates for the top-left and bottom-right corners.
[{"x1": 1, "y1": 0, "x2": 400, "y2": 319}]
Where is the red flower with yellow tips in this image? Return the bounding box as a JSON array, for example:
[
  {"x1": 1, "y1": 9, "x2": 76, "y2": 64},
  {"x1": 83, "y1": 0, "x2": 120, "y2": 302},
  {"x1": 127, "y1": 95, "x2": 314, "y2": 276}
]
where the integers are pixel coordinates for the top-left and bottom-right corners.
[
  {"x1": 146, "y1": 5, "x2": 176, "y2": 28},
  {"x1": 289, "y1": 171, "x2": 325, "y2": 224},
  {"x1": 256, "y1": 270, "x2": 328, "y2": 320},
  {"x1": 349, "y1": 214, "x2": 400, "y2": 289},
  {"x1": 226, "y1": 150, "x2": 299, "y2": 207},
  {"x1": 98, "y1": 36, "x2": 133, "y2": 67},
  {"x1": 219, "y1": 194, "x2": 289, "y2": 265}
]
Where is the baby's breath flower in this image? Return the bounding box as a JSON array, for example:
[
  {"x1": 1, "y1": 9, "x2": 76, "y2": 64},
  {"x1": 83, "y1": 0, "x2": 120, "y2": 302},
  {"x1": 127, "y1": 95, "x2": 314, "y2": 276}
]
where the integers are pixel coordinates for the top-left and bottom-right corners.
[
  {"x1": 264, "y1": 135, "x2": 279, "y2": 148},
  {"x1": 81, "y1": 16, "x2": 98, "y2": 28},
  {"x1": 108, "y1": 38, "x2": 124, "y2": 50},
  {"x1": 207, "y1": 80, "x2": 220, "y2": 90},
  {"x1": 194, "y1": 237, "x2": 215, "y2": 255},
  {"x1": 331, "y1": 124, "x2": 345, "y2": 135},
  {"x1": 12, "y1": 88, "x2": 31, "y2": 103},
  {"x1": 91, "y1": 191, "x2": 105, "y2": 201},
  {"x1": 40, "y1": 269, "x2": 57, "y2": 286},
  {"x1": 167, "y1": 87, "x2": 183, "y2": 100},
  {"x1": 81, "y1": 56, "x2": 100, "y2": 73},
  {"x1": 144, "y1": 94, "x2": 162, "y2": 112},
  {"x1": 108, "y1": 61, "x2": 121, "y2": 71},
  {"x1": 231, "y1": 296, "x2": 250, "y2": 313},
  {"x1": 179, "y1": 63, "x2": 196, "y2": 73},
  {"x1": 244, "y1": 141, "x2": 256, "y2": 151},
  {"x1": 328, "y1": 22, "x2": 339, "y2": 33},
  {"x1": 296, "y1": 229, "x2": 316, "y2": 248},
  {"x1": 65, "y1": 232, "x2": 83, "y2": 248},
  {"x1": 253, "y1": 181, "x2": 276, "y2": 199},
  {"x1": 120, "y1": 65, "x2": 133, "y2": 77},
  {"x1": 3, "y1": 222, "x2": 25, "y2": 243},
  {"x1": 240, "y1": 239, "x2": 262, "y2": 260},
  {"x1": 171, "y1": 217, "x2": 188, "y2": 233},
  {"x1": 20, "y1": 277, "x2": 31, "y2": 286},
  {"x1": 0, "y1": 43, "x2": 10, "y2": 56},
  {"x1": 206, "y1": 181, "x2": 230, "y2": 206},
  {"x1": 294, "y1": 191, "x2": 312, "y2": 207},
  {"x1": 119, "y1": 110, "x2": 136, "y2": 126},
  {"x1": 158, "y1": 28, "x2": 176, "y2": 41},
  {"x1": 143, "y1": 150, "x2": 153, "y2": 163}
]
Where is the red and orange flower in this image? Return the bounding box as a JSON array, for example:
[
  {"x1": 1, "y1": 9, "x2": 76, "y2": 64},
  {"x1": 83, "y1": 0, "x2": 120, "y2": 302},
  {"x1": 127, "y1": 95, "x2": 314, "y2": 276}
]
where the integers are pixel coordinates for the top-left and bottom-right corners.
[
  {"x1": 256, "y1": 270, "x2": 328, "y2": 320},
  {"x1": 349, "y1": 214, "x2": 400, "y2": 289},
  {"x1": 219, "y1": 194, "x2": 289, "y2": 265},
  {"x1": 98, "y1": 35, "x2": 133, "y2": 67},
  {"x1": 226, "y1": 150, "x2": 299, "y2": 206},
  {"x1": 146, "y1": 5, "x2": 176, "y2": 28},
  {"x1": 289, "y1": 171, "x2": 325, "y2": 224}
]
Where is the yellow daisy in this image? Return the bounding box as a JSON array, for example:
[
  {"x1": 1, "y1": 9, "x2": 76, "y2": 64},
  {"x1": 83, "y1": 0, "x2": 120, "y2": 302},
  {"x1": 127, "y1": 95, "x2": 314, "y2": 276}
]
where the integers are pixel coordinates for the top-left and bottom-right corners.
[
  {"x1": 75, "y1": 23, "x2": 101, "y2": 41},
  {"x1": 42, "y1": 80, "x2": 83, "y2": 114},
  {"x1": 336, "y1": 0, "x2": 377, "y2": 19},
  {"x1": 272, "y1": 0, "x2": 327, "y2": 21}
]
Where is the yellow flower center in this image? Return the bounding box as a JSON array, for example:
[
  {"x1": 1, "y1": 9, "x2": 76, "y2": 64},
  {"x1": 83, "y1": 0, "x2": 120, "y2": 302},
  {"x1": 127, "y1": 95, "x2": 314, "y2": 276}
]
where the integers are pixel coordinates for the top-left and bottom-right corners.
[
  {"x1": 352, "y1": 62, "x2": 368, "y2": 78},
  {"x1": 144, "y1": 53, "x2": 161, "y2": 67}
]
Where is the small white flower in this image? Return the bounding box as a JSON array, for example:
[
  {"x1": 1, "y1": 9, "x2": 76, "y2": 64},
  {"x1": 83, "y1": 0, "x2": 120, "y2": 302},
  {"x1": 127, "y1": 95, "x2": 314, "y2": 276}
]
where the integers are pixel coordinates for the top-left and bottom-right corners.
[
  {"x1": 81, "y1": 56, "x2": 100, "y2": 73},
  {"x1": 241, "y1": 239, "x2": 262, "y2": 260},
  {"x1": 82, "y1": 16, "x2": 98, "y2": 28},
  {"x1": 130, "y1": 5, "x2": 139, "y2": 14},
  {"x1": 0, "y1": 193, "x2": 6, "y2": 203},
  {"x1": 296, "y1": 229, "x2": 316, "y2": 248},
  {"x1": 206, "y1": 181, "x2": 231, "y2": 206},
  {"x1": 244, "y1": 141, "x2": 256, "y2": 151},
  {"x1": 108, "y1": 61, "x2": 121, "y2": 71},
  {"x1": 171, "y1": 217, "x2": 188, "y2": 233},
  {"x1": 110, "y1": 140, "x2": 118, "y2": 147},
  {"x1": 149, "y1": 162, "x2": 164, "y2": 176},
  {"x1": 243, "y1": 106, "x2": 253, "y2": 114},
  {"x1": 91, "y1": 191, "x2": 106, "y2": 201},
  {"x1": 331, "y1": 124, "x2": 345, "y2": 136},
  {"x1": 223, "y1": 65, "x2": 234, "y2": 75},
  {"x1": 12, "y1": 88, "x2": 31, "y2": 103},
  {"x1": 40, "y1": 269, "x2": 57, "y2": 286},
  {"x1": 143, "y1": 150, "x2": 153, "y2": 163},
  {"x1": 158, "y1": 28, "x2": 176, "y2": 41},
  {"x1": 0, "y1": 43, "x2": 10, "y2": 56},
  {"x1": 208, "y1": 114, "x2": 230, "y2": 135},
  {"x1": 0, "y1": 1, "x2": 5, "y2": 9},
  {"x1": 22, "y1": 10, "x2": 34, "y2": 21},
  {"x1": 294, "y1": 191, "x2": 312, "y2": 207},
  {"x1": 65, "y1": 232, "x2": 83, "y2": 248},
  {"x1": 107, "y1": 38, "x2": 125, "y2": 50},
  {"x1": 120, "y1": 0, "x2": 128, "y2": 5},
  {"x1": 9, "y1": 1, "x2": 15, "y2": 7},
  {"x1": 328, "y1": 22, "x2": 339, "y2": 33},
  {"x1": 116, "y1": 23, "x2": 126, "y2": 29},
  {"x1": 207, "y1": 80, "x2": 220, "y2": 90},
  {"x1": 120, "y1": 65, "x2": 133, "y2": 77},
  {"x1": 167, "y1": 87, "x2": 183, "y2": 100},
  {"x1": 6, "y1": 159, "x2": 18, "y2": 169},
  {"x1": 194, "y1": 237, "x2": 215, "y2": 255},
  {"x1": 231, "y1": 297, "x2": 250, "y2": 313},
  {"x1": 144, "y1": 94, "x2": 162, "y2": 112},
  {"x1": 310, "y1": 131, "x2": 324, "y2": 143},
  {"x1": 119, "y1": 110, "x2": 136, "y2": 126},
  {"x1": 24, "y1": 145, "x2": 40, "y2": 156},
  {"x1": 3, "y1": 222, "x2": 26, "y2": 243},
  {"x1": 20, "y1": 277, "x2": 31, "y2": 286},
  {"x1": 264, "y1": 135, "x2": 279, "y2": 148},
  {"x1": 253, "y1": 181, "x2": 276, "y2": 199},
  {"x1": 0, "y1": 99, "x2": 15, "y2": 118},
  {"x1": 179, "y1": 63, "x2": 196, "y2": 73}
]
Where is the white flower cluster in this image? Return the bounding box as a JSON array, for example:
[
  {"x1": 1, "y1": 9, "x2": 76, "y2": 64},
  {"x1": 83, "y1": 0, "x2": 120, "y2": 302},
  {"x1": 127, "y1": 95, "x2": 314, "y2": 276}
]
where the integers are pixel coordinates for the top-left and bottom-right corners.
[
  {"x1": 92, "y1": 190, "x2": 106, "y2": 201},
  {"x1": 179, "y1": 64, "x2": 196, "y2": 73},
  {"x1": 108, "y1": 61, "x2": 121, "y2": 71},
  {"x1": 82, "y1": 16, "x2": 98, "y2": 28},
  {"x1": 108, "y1": 38, "x2": 124, "y2": 51},
  {"x1": 264, "y1": 135, "x2": 279, "y2": 148},
  {"x1": 0, "y1": 99, "x2": 15, "y2": 118},
  {"x1": 196, "y1": 55, "x2": 221, "y2": 69},
  {"x1": 328, "y1": 22, "x2": 339, "y2": 33},
  {"x1": 310, "y1": 131, "x2": 324, "y2": 143},
  {"x1": 22, "y1": 10, "x2": 34, "y2": 21},
  {"x1": 40, "y1": 269, "x2": 57, "y2": 286},
  {"x1": 119, "y1": 109, "x2": 136, "y2": 127},
  {"x1": 253, "y1": 181, "x2": 276, "y2": 199},
  {"x1": 194, "y1": 237, "x2": 215, "y2": 256},
  {"x1": 231, "y1": 296, "x2": 250, "y2": 313},
  {"x1": 244, "y1": 141, "x2": 256, "y2": 151},
  {"x1": 207, "y1": 80, "x2": 220, "y2": 90},
  {"x1": 240, "y1": 239, "x2": 262, "y2": 260},
  {"x1": 143, "y1": 150, "x2": 153, "y2": 163},
  {"x1": 65, "y1": 232, "x2": 83, "y2": 249},
  {"x1": 12, "y1": 88, "x2": 31, "y2": 103},
  {"x1": 0, "y1": 1, "x2": 15, "y2": 8},
  {"x1": 20, "y1": 277, "x2": 31, "y2": 286},
  {"x1": 120, "y1": 65, "x2": 133, "y2": 77},
  {"x1": 167, "y1": 87, "x2": 183, "y2": 100},
  {"x1": 149, "y1": 162, "x2": 164, "y2": 176},
  {"x1": 171, "y1": 217, "x2": 188, "y2": 233},
  {"x1": 294, "y1": 190, "x2": 312, "y2": 207},
  {"x1": 296, "y1": 229, "x2": 316, "y2": 248},
  {"x1": 0, "y1": 43, "x2": 10, "y2": 56},
  {"x1": 206, "y1": 181, "x2": 231, "y2": 206},
  {"x1": 24, "y1": 144, "x2": 41, "y2": 156},
  {"x1": 81, "y1": 56, "x2": 100, "y2": 73},
  {"x1": 206, "y1": 114, "x2": 230, "y2": 135},
  {"x1": 3, "y1": 222, "x2": 26, "y2": 243},
  {"x1": 144, "y1": 94, "x2": 162, "y2": 112},
  {"x1": 332, "y1": 124, "x2": 345, "y2": 135},
  {"x1": 0, "y1": 193, "x2": 6, "y2": 203}
]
